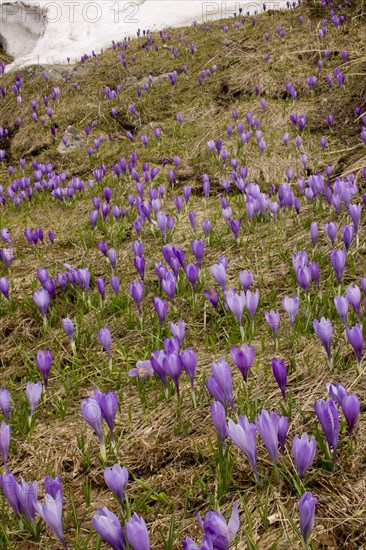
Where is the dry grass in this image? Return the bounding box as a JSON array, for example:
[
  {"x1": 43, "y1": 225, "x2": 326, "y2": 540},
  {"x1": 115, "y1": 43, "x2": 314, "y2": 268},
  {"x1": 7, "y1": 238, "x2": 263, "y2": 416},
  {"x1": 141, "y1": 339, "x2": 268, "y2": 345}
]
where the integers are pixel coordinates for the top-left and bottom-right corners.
[{"x1": 0, "y1": 1, "x2": 366, "y2": 549}]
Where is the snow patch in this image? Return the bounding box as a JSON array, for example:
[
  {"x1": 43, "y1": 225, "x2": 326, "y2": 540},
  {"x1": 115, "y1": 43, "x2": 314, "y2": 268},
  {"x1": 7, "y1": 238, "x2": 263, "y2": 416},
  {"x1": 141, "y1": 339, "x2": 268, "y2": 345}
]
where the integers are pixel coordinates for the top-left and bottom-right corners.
[{"x1": 1, "y1": 1, "x2": 284, "y2": 69}]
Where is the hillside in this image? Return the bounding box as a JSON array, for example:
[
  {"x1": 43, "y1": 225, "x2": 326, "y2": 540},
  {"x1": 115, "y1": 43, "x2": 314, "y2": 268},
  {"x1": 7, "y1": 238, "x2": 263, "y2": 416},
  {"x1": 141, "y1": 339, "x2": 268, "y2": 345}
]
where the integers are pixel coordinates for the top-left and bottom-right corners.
[{"x1": 0, "y1": 0, "x2": 366, "y2": 548}]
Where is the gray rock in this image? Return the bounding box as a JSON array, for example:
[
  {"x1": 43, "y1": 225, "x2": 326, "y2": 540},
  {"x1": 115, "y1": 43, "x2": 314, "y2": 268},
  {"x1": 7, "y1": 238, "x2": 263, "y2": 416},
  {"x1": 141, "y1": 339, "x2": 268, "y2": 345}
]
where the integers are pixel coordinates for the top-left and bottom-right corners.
[
  {"x1": 21, "y1": 63, "x2": 93, "y2": 82},
  {"x1": 57, "y1": 126, "x2": 85, "y2": 154},
  {"x1": 223, "y1": 38, "x2": 234, "y2": 46}
]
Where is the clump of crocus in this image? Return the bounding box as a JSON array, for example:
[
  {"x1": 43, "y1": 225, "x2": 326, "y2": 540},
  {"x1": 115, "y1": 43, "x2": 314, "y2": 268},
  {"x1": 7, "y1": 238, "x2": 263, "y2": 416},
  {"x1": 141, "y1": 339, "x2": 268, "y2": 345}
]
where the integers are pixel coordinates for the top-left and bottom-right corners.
[
  {"x1": 206, "y1": 359, "x2": 235, "y2": 411},
  {"x1": 89, "y1": 387, "x2": 118, "y2": 449},
  {"x1": 98, "y1": 326, "x2": 112, "y2": 370},
  {"x1": 298, "y1": 492, "x2": 317, "y2": 546},
  {"x1": 292, "y1": 433, "x2": 316, "y2": 480},
  {"x1": 194, "y1": 501, "x2": 239, "y2": 550},
  {"x1": 26, "y1": 381, "x2": 42, "y2": 426},
  {"x1": 35, "y1": 475, "x2": 67, "y2": 549},
  {"x1": 327, "y1": 383, "x2": 360, "y2": 437},
  {"x1": 1, "y1": 472, "x2": 38, "y2": 527},
  {"x1": 255, "y1": 409, "x2": 285, "y2": 465},
  {"x1": 313, "y1": 317, "x2": 333, "y2": 367}
]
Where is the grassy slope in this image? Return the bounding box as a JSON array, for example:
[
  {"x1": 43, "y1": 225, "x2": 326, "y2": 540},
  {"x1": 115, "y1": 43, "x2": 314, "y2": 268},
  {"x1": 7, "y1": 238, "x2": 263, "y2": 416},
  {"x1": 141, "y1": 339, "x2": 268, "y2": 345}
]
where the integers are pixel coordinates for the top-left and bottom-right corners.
[{"x1": 0, "y1": 1, "x2": 366, "y2": 548}]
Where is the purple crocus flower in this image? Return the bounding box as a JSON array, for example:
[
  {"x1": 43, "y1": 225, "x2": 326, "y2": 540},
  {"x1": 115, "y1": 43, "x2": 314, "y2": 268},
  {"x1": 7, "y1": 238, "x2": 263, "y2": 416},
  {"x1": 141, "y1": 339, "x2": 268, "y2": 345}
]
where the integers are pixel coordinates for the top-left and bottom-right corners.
[
  {"x1": 345, "y1": 285, "x2": 361, "y2": 318},
  {"x1": 181, "y1": 348, "x2": 197, "y2": 394},
  {"x1": 161, "y1": 271, "x2": 177, "y2": 304},
  {"x1": 349, "y1": 203, "x2": 361, "y2": 235},
  {"x1": 326, "y1": 382, "x2": 348, "y2": 406},
  {"x1": 153, "y1": 297, "x2": 168, "y2": 325},
  {"x1": 271, "y1": 358, "x2": 287, "y2": 401},
  {"x1": 125, "y1": 513, "x2": 150, "y2": 550},
  {"x1": 130, "y1": 281, "x2": 144, "y2": 315},
  {"x1": 330, "y1": 249, "x2": 346, "y2": 286},
  {"x1": 203, "y1": 288, "x2": 219, "y2": 309},
  {"x1": 98, "y1": 391, "x2": 118, "y2": 444},
  {"x1": 0, "y1": 277, "x2": 10, "y2": 300},
  {"x1": 206, "y1": 359, "x2": 234, "y2": 410},
  {"x1": 334, "y1": 296, "x2": 348, "y2": 325},
  {"x1": 110, "y1": 276, "x2": 120, "y2": 296},
  {"x1": 341, "y1": 393, "x2": 360, "y2": 436},
  {"x1": 92, "y1": 507, "x2": 126, "y2": 550},
  {"x1": 33, "y1": 288, "x2": 50, "y2": 319},
  {"x1": 225, "y1": 289, "x2": 246, "y2": 327},
  {"x1": 170, "y1": 319, "x2": 185, "y2": 349},
  {"x1": 310, "y1": 222, "x2": 318, "y2": 245},
  {"x1": 282, "y1": 295, "x2": 299, "y2": 326},
  {"x1": 0, "y1": 388, "x2": 10, "y2": 420},
  {"x1": 197, "y1": 502, "x2": 239, "y2": 550},
  {"x1": 230, "y1": 344, "x2": 255, "y2": 382},
  {"x1": 0, "y1": 421, "x2": 11, "y2": 468},
  {"x1": 210, "y1": 401, "x2": 226, "y2": 447},
  {"x1": 191, "y1": 240, "x2": 205, "y2": 266},
  {"x1": 1, "y1": 471, "x2": 21, "y2": 517},
  {"x1": 98, "y1": 326, "x2": 112, "y2": 369},
  {"x1": 165, "y1": 352, "x2": 183, "y2": 397},
  {"x1": 255, "y1": 410, "x2": 279, "y2": 464},
  {"x1": 265, "y1": 310, "x2": 280, "y2": 339},
  {"x1": 292, "y1": 433, "x2": 316, "y2": 479},
  {"x1": 81, "y1": 397, "x2": 105, "y2": 460},
  {"x1": 239, "y1": 270, "x2": 253, "y2": 292},
  {"x1": 104, "y1": 464, "x2": 128, "y2": 501},
  {"x1": 314, "y1": 398, "x2": 339, "y2": 464},
  {"x1": 186, "y1": 263, "x2": 199, "y2": 291},
  {"x1": 97, "y1": 278, "x2": 105, "y2": 302},
  {"x1": 62, "y1": 317, "x2": 74, "y2": 342},
  {"x1": 26, "y1": 381, "x2": 42, "y2": 422},
  {"x1": 343, "y1": 225, "x2": 354, "y2": 251},
  {"x1": 151, "y1": 350, "x2": 168, "y2": 393},
  {"x1": 128, "y1": 360, "x2": 153, "y2": 378},
  {"x1": 16, "y1": 477, "x2": 38, "y2": 523},
  {"x1": 313, "y1": 317, "x2": 332, "y2": 365},
  {"x1": 298, "y1": 492, "x2": 317, "y2": 544},
  {"x1": 346, "y1": 324, "x2": 364, "y2": 368},
  {"x1": 210, "y1": 263, "x2": 226, "y2": 291},
  {"x1": 324, "y1": 222, "x2": 337, "y2": 246},
  {"x1": 245, "y1": 289, "x2": 259, "y2": 320},
  {"x1": 226, "y1": 416, "x2": 259, "y2": 483},
  {"x1": 36, "y1": 349, "x2": 53, "y2": 387},
  {"x1": 277, "y1": 414, "x2": 289, "y2": 454}
]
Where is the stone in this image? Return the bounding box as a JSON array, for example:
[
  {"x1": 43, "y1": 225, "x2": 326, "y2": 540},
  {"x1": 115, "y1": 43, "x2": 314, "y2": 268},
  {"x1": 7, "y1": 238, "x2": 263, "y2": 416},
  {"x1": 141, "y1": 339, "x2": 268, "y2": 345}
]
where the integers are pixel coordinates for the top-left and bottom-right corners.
[{"x1": 57, "y1": 126, "x2": 85, "y2": 154}]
